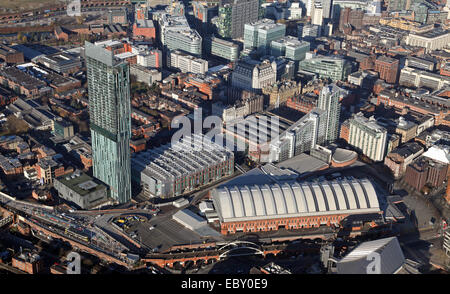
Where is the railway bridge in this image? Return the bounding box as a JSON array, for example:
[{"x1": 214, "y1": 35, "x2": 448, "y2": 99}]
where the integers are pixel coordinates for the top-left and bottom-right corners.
[
  {"x1": 143, "y1": 240, "x2": 321, "y2": 269},
  {"x1": 18, "y1": 216, "x2": 130, "y2": 268},
  {"x1": 0, "y1": 0, "x2": 130, "y2": 21}
]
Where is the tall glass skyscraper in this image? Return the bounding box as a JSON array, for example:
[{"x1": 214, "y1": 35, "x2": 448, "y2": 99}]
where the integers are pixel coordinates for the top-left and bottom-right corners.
[
  {"x1": 318, "y1": 84, "x2": 347, "y2": 145},
  {"x1": 85, "y1": 41, "x2": 132, "y2": 204}
]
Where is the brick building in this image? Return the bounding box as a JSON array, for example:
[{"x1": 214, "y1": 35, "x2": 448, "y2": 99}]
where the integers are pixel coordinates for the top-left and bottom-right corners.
[
  {"x1": 12, "y1": 251, "x2": 43, "y2": 274},
  {"x1": 375, "y1": 56, "x2": 399, "y2": 84},
  {"x1": 376, "y1": 90, "x2": 449, "y2": 126},
  {"x1": 384, "y1": 142, "x2": 424, "y2": 179},
  {"x1": 263, "y1": 80, "x2": 301, "y2": 107},
  {"x1": 404, "y1": 156, "x2": 448, "y2": 191},
  {"x1": 285, "y1": 95, "x2": 317, "y2": 114},
  {"x1": 133, "y1": 19, "x2": 156, "y2": 40},
  {"x1": 340, "y1": 120, "x2": 350, "y2": 142},
  {"x1": 35, "y1": 157, "x2": 72, "y2": 185},
  {"x1": 0, "y1": 44, "x2": 24, "y2": 64},
  {"x1": 211, "y1": 178, "x2": 382, "y2": 235}
]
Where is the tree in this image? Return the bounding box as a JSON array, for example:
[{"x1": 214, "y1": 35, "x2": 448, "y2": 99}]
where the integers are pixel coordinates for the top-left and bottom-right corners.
[
  {"x1": 76, "y1": 16, "x2": 84, "y2": 25},
  {"x1": 5, "y1": 115, "x2": 29, "y2": 135}
]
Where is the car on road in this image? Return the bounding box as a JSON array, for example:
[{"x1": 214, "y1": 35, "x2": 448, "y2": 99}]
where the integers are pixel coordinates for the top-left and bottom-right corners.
[{"x1": 149, "y1": 226, "x2": 155, "y2": 231}]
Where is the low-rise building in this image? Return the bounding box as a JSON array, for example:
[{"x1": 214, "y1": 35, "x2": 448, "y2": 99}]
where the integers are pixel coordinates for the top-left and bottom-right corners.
[
  {"x1": 169, "y1": 50, "x2": 208, "y2": 75},
  {"x1": 286, "y1": 94, "x2": 317, "y2": 114},
  {"x1": 53, "y1": 171, "x2": 109, "y2": 210},
  {"x1": 131, "y1": 134, "x2": 234, "y2": 199},
  {"x1": 159, "y1": 13, "x2": 202, "y2": 56},
  {"x1": 53, "y1": 118, "x2": 74, "y2": 139},
  {"x1": 130, "y1": 64, "x2": 162, "y2": 85},
  {"x1": 444, "y1": 228, "x2": 450, "y2": 257},
  {"x1": 347, "y1": 70, "x2": 378, "y2": 89},
  {"x1": 7, "y1": 98, "x2": 56, "y2": 130},
  {"x1": 263, "y1": 80, "x2": 301, "y2": 107},
  {"x1": 136, "y1": 48, "x2": 162, "y2": 68},
  {"x1": 395, "y1": 117, "x2": 417, "y2": 144},
  {"x1": 0, "y1": 67, "x2": 50, "y2": 97},
  {"x1": 384, "y1": 142, "x2": 424, "y2": 179},
  {"x1": 0, "y1": 45, "x2": 24, "y2": 64},
  {"x1": 270, "y1": 36, "x2": 310, "y2": 64},
  {"x1": 35, "y1": 157, "x2": 72, "y2": 185},
  {"x1": 299, "y1": 55, "x2": 353, "y2": 81},
  {"x1": 206, "y1": 36, "x2": 240, "y2": 62},
  {"x1": 232, "y1": 59, "x2": 277, "y2": 92},
  {"x1": 62, "y1": 136, "x2": 93, "y2": 171},
  {"x1": 405, "y1": 55, "x2": 437, "y2": 72},
  {"x1": 0, "y1": 155, "x2": 23, "y2": 179},
  {"x1": 36, "y1": 52, "x2": 82, "y2": 75},
  {"x1": 132, "y1": 19, "x2": 156, "y2": 40},
  {"x1": 405, "y1": 28, "x2": 450, "y2": 52},
  {"x1": 404, "y1": 155, "x2": 448, "y2": 192},
  {"x1": 211, "y1": 178, "x2": 382, "y2": 235},
  {"x1": 213, "y1": 93, "x2": 264, "y2": 123},
  {"x1": 12, "y1": 251, "x2": 43, "y2": 274},
  {"x1": 399, "y1": 67, "x2": 450, "y2": 91},
  {"x1": 375, "y1": 55, "x2": 399, "y2": 84}
]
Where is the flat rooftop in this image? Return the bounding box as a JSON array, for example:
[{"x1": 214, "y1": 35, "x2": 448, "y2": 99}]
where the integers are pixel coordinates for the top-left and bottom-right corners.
[
  {"x1": 56, "y1": 171, "x2": 107, "y2": 197},
  {"x1": 0, "y1": 67, "x2": 47, "y2": 90},
  {"x1": 412, "y1": 28, "x2": 450, "y2": 38},
  {"x1": 276, "y1": 153, "x2": 328, "y2": 175}
]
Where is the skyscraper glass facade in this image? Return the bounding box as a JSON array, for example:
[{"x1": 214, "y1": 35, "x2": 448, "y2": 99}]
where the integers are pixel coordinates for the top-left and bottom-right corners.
[
  {"x1": 85, "y1": 41, "x2": 132, "y2": 204},
  {"x1": 318, "y1": 84, "x2": 346, "y2": 144}
]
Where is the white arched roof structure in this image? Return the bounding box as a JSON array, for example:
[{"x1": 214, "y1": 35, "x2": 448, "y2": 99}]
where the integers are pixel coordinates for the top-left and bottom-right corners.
[{"x1": 212, "y1": 178, "x2": 381, "y2": 223}]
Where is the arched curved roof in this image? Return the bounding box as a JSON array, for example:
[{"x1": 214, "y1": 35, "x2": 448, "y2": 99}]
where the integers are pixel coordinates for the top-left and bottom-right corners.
[
  {"x1": 212, "y1": 178, "x2": 380, "y2": 223},
  {"x1": 332, "y1": 148, "x2": 358, "y2": 164}
]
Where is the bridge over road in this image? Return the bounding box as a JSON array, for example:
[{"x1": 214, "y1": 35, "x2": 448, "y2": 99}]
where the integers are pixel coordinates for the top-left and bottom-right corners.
[{"x1": 143, "y1": 240, "x2": 321, "y2": 268}]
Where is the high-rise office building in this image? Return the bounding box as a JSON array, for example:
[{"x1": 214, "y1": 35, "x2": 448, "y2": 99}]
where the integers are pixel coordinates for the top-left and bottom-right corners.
[
  {"x1": 321, "y1": 0, "x2": 333, "y2": 19},
  {"x1": 214, "y1": 4, "x2": 233, "y2": 38},
  {"x1": 214, "y1": 0, "x2": 260, "y2": 39},
  {"x1": 311, "y1": 2, "x2": 324, "y2": 26},
  {"x1": 85, "y1": 41, "x2": 132, "y2": 204},
  {"x1": 298, "y1": 23, "x2": 322, "y2": 40},
  {"x1": 298, "y1": 55, "x2": 352, "y2": 81},
  {"x1": 268, "y1": 108, "x2": 327, "y2": 162},
  {"x1": 159, "y1": 13, "x2": 202, "y2": 56},
  {"x1": 191, "y1": 1, "x2": 219, "y2": 33},
  {"x1": 271, "y1": 36, "x2": 310, "y2": 62},
  {"x1": 205, "y1": 36, "x2": 240, "y2": 61},
  {"x1": 244, "y1": 18, "x2": 286, "y2": 55},
  {"x1": 318, "y1": 83, "x2": 347, "y2": 144},
  {"x1": 300, "y1": 0, "x2": 314, "y2": 17}
]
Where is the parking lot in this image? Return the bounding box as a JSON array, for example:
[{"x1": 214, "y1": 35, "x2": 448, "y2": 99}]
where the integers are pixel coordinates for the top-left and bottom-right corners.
[{"x1": 125, "y1": 213, "x2": 207, "y2": 252}]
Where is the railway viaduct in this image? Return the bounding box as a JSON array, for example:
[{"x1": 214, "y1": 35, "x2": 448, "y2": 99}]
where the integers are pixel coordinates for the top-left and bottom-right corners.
[
  {"x1": 0, "y1": 0, "x2": 130, "y2": 21},
  {"x1": 143, "y1": 241, "x2": 321, "y2": 269},
  {"x1": 18, "y1": 216, "x2": 130, "y2": 268}
]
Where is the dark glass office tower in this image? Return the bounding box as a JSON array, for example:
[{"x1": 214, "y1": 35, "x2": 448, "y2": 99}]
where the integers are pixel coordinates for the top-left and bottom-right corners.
[{"x1": 85, "y1": 41, "x2": 132, "y2": 204}]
